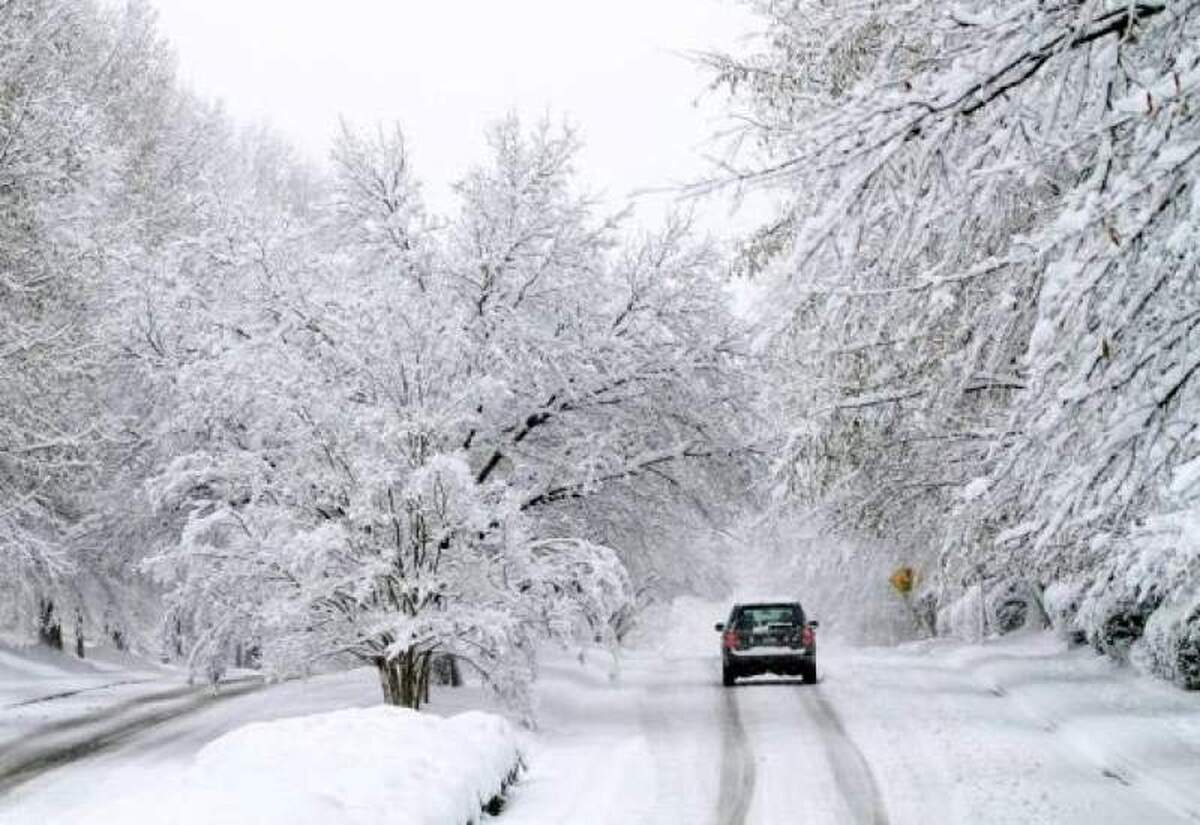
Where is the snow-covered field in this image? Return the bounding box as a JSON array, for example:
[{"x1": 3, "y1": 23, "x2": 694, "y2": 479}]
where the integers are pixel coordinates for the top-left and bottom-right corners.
[{"x1": 3, "y1": 603, "x2": 1199, "y2": 824}]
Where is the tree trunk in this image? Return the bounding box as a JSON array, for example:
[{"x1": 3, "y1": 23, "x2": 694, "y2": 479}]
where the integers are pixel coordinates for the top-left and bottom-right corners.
[
  {"x1": 419, "y1": 651, "x2": 432, "y2": 705},
  {"x1": 376, "y1": 648, "x2": 431, "y2": 710},
  {"x1": 37, "y1": 598, "x2": 63, "y2": 650},
  {"x1": 169, "y1": 617, "x2": 184, "y2": 659},
  {"x1": 376, "y1": 657, "x2": 395, "y2": 704},
  {"x1": 74, "y1": 607, "x2": 85, "y2": 658},
  {"x1": 111, "y1": 627, "x2": 127, "y2": 651},
  {"x1": 431, "y1": 653, "x2": 462, "y2": 687}
]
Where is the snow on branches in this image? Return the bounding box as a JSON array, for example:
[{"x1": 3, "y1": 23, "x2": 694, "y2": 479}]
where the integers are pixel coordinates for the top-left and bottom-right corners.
[
  {"x1": 141, "y1": 115, "x2": 753, "y2": 709},
  {"x1": 713, "y1": 0, "x2": 1200, "y2": 675},
  {"x1": 1, "y1": 0, "x2": 757, "y2": 708},
  {"x1": 0, "y1": 0, "x2": 181, "y2": 643}
]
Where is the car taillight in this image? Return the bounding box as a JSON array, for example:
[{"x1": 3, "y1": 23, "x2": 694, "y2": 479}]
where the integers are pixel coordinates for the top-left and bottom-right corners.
[
  {"x1": 722, "y1": 630, "x2": 739, "y2": 649},
  {"x1": 801, "y1": 625, "x2": 815, "y2": 647}
]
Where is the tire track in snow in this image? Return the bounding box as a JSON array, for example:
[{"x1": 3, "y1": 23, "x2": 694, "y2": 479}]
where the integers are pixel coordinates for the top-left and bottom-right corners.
[
  {"x1": 636, "y1": 657, "x2": 726, "y2": 824},
  {"x1": 805, "y1": 683, "x2": 890, "y2": 825},
  {"x1": 0, "y1": 679, "x2": 264, "y2": 796},
  {"x1": 6, "y1": 683, "x2": 201, "y2": 740},
  {"x1": 0, "y1": 678, "x2": 159, "y2": 710},
  {"x1": 716, "y1": 688, "x2": 755, "y2": 825}
]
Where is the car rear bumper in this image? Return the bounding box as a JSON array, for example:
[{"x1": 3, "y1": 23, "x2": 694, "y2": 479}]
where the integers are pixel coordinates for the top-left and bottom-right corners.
[{"x1": 724, "y1": 650, "x2": 814, "y2": 675}]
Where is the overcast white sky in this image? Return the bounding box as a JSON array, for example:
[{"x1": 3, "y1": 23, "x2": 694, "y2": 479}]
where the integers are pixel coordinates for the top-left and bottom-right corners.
[{"x1": 149, "y1": 0, "x2": 765, "y2": 228}]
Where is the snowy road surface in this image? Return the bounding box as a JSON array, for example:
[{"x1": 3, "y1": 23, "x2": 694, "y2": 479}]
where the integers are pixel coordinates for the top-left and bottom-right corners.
[
  {"x1": 3, "y1": 609, "x2": 1200, "y2": 824},
  {"x1": 0, "y1": 677, "x2": 264, "y2": 795},
  {"x1": 496, "y1": 651, "x2": 889, "y2": 824},
  {"x1": 502, "y1": 598, "x2": 1200, "y2": 825},
  {"x1": 502, "y1": 643, "x2": 1199, "y2": 825}
]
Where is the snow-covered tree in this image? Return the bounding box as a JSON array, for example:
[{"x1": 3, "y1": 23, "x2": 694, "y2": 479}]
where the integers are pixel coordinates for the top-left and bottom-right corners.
[
  {"x1": 0, "y1": 0, "x2": 758, "y2": 708},
  {"x1": 711, "y1": 1, "x2": 1200, "y2": 676},
  {"x1": 0, "y1": 0, "x2": 185, "y2": 647},
  {"x1": 451, "y1": 116, "x2": 757, "y2": 546},
  {"x1": 145, "y1": 116, "x2": 756, "y2": 711}
]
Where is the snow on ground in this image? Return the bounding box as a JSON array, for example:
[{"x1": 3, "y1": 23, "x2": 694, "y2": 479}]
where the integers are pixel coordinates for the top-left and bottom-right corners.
[
  {"x1": 51, "y1": 706, "x2": 519, "y2": 825},
  {"x1": 0, "y1": 654, "x2": 513, "y2": 825},
  {"x1": 0, "y1": 642, "x2": 172, "y2": 707},
  {"x1": 4, "y1": 601, "x2": 1200, "y2": 824},
  {"x1": 0, "y1": 667, "x2": 373, "y2": 821},
  {"x1": 0, "y1": 642, "x2": 189, "y2": 762},
  {"x1": 499, "y1": 597, "x2": 1200, "y2": 825},
  {"x1": 828, "y1": 632, "x2": 1200, "y2": 824}
]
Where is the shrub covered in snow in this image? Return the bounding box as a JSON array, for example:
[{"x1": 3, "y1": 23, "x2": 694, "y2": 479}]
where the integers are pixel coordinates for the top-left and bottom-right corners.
[
  {"x1": 988, "y1": 580, "x2": 1046, "y2": 635},
  {"x1": 79, "y1": 707, "x2": 522, "y2": 825},
  {"x1": 1088, "y1": 587, "x2": 1165, "y2": 662},
  {"x1": 935, "y1": 578, "x2": 1051, "y2": 640},
  {"x1": 1042, "y1": 579, "x2": 1085, "y2": 632},
  {"x1": 1133, "y1": 595, "x2": 1200, "y2": 691},
  {"x1": 1057, "y1": 508, "x2": 1200, "y2": 685}
]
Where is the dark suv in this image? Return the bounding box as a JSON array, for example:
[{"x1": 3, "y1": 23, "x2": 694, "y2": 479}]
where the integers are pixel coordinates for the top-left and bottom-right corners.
[{"x1": 715, "y1": 602, "x2": 818, "y2": 686}]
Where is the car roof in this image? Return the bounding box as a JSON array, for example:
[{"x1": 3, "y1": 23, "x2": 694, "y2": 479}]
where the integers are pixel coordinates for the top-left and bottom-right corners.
[{"x1": 733, "y1": 602, "x2": 803, "y2": 610}]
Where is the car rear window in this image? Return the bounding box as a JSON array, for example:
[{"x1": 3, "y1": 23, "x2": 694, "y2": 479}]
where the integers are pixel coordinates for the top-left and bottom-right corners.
[{"x1": 734, "y1": 604, "x2": 804, "y2": 629}]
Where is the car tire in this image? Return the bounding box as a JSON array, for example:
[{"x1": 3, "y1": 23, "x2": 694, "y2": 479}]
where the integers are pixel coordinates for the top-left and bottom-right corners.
[
  {"x1": 800, "y1": 659, "x2": 817, "y2": 684},
  {"x1": 722, "y1": 664, "x2": 737, "y2": 687}
]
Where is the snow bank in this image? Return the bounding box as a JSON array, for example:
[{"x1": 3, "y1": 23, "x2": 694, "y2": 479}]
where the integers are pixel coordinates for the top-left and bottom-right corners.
[
  {"x1": 78, "y1": 707, "x2": 521, "y2": 825},
  {"x1": 824, "y1": 632, "x2": 1200, "y2": 823}
]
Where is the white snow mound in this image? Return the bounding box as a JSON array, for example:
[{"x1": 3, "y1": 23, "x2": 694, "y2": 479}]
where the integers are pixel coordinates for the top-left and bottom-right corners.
[{"x1": 79, "y1": 706, "x2": 520, "y2": 825}]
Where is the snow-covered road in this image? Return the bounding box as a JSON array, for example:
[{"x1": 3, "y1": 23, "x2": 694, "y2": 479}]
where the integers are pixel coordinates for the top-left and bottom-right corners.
[
  {"x1": 3, "y1": 603, "x2": 1200, "y2": 824},
  {"x1": 501, "y1": 641, "x2": 1200, "y2": 825},
  {"x1": 0, "y1": 677, "x2": 264, "y2": 796},
  {"x1": 502, "y1": 598, "x2": 1200, "y2": 825},
  {"x1": 501, "y1": 649, "x2": 889, "y2": 825}
]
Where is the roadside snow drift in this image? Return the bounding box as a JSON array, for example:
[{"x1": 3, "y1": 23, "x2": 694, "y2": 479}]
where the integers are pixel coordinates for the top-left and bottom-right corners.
[{"x1": 75, "y1": 706, "x2": 520, "y2": 825}]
